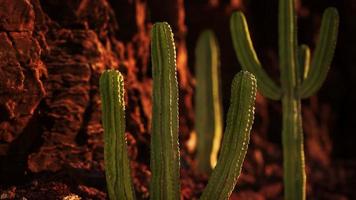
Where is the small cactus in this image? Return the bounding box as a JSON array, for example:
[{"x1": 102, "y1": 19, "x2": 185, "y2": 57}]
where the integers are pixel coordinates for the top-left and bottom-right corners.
[
  {"x1": 99, "y1": 70, "x2": 136, "y2": 200},
  {"x1": 230, "y1": 0, "x2": 339, "y2": 199},
  {"x1": 195, "y1": 30, "x2": 223, "y2": 173}
]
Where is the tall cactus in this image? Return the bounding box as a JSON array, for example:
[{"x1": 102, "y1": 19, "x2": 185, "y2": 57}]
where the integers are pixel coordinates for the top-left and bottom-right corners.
[
  {"x1": 150, "y1": 22, "x2": 180, "y2": 200},
  {"x1": 230, "y1": 0, "x2": 339, "y2": 199},
  {"x1": 99, "y1": 70, "x2": 136, "y2": 200},
  {"x1": 195, "y1": 30, "x2": 223, "y2": 173},
  {"x1": 200, "y1": 71, "x2": 257, "y2": 200}
]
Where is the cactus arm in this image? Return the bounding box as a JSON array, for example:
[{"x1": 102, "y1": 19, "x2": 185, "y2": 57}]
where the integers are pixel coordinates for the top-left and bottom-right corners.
[
  {"x1": 299, "y1": 8, "x2": 339, "y2": 98},
  {"x1": 150, "y1": 22, "x2": 180, "y2": 200},
  {"x1": 297, "y1": 44, "x2": 311, "y2": 82},
  {"x1": 200, "y1": 71, "x2": 256, "y2": 200},
  {"x1": 230, "y1": 12, "x2": 282, "y2": 100},
  {"x1": 195, "y1": 30, "x2": 223, "y2": 173},
  {"x1": 99, "y1": 70, "x2": 136, "y2": 200}
]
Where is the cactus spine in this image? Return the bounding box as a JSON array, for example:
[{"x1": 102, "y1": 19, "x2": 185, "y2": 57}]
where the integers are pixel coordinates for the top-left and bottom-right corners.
[
  {"x1": 99, "y1": 70, "x2": 136, "y2": 200},
  {"x1": 230, "y1": 0, "x2": 339, "y2": 199},
  {"x1": 200, "y1": 71, "x2": 257, "y2": 200},
  {"x1": 195, "y1": 30, "x2": 223, "y2": 173},
  {"x1": 150, "y1": 22, "x2": 180, "y2": 200}
]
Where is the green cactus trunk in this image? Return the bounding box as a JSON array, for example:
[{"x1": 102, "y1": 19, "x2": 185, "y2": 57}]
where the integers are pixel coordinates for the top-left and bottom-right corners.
[
  {"x1": 195, "y1": 30, "x2": 223, "y2": 173},
  {"x1": 282, "y1": 96, "x2": 305, "y2": 200},
  {"x1": 99, "y1": 70, "x2": 136, "y2": 200},
  {"x1": 200, "y1": 71, "x2": 257, "y2": 200},
  {"x1": 150, "y1": 22, "x2": 180, "y2": 200},
  {"x1": 279, "y1": 0, "x2": 306, "y2": 199}
]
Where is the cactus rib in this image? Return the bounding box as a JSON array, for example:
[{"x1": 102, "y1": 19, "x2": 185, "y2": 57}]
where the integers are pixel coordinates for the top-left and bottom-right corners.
[
  {"x1": 230, "y1": 12, "x2": 281, "y2": 100},
  {"x1": 99, "y1": 70, "x2": 136, "y2": 200},
  {"x1": 200, "y1": 71, "x2": 257, "y2": 200},
  {"x1": 150, "y1": 22, "x2": 180, "y2": 200},
  {"x1": 195, "y1": 30, "x2": 223, "y2": 173}
]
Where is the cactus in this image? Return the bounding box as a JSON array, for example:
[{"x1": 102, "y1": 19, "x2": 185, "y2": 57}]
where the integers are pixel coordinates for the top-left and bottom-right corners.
[
  {"x1": 200, "y1": 71, "x2": 257, "y2": 200},
  {"x1": 150, "y1": 22, "x2": 181, "y2": 200},
  {"x1": 230, "y1": 0, "x2": 339, "y2": 199},
  {"x1": 195, "y1": 30, "x2": 223, "y2": 173},
  {"x1": 100, "y1": 22, "x2": 257, "y2": 200},
  {"x1": 99, "y1": 70, "x2": 136, "y2": 200}
]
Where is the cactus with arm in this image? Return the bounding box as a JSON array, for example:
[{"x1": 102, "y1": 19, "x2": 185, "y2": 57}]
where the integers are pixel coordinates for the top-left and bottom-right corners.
[
  {"x1": 99, "y1": 70, "x2": 136, "y2": 200},
  {"x1": 230, "y1": 0, "x2": 339, "y2": 199},
  {"x1": 195, "y1": 30, "x2": 223, "y2": 173},
  {"x1": 150, "y1": 22, "x2": 181, "y2": 200}
]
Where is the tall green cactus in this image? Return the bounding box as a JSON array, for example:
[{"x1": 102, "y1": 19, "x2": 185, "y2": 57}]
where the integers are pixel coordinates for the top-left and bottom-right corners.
[
  {"x1": 99, "y1": 70, "x2": 136, "y2": 200},
  {"x1": 150, "y1": 22, "x2": 180, "y2": 200},
  {"x1": 230, "y1": 0, "x2": 339, "y2": 199},
  {"x1": 195, "y1": 30, "x2": 223, "y2": 173},
  {"x1": 200, "y1": 71, "x2": 257, "y2": 200}
]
